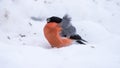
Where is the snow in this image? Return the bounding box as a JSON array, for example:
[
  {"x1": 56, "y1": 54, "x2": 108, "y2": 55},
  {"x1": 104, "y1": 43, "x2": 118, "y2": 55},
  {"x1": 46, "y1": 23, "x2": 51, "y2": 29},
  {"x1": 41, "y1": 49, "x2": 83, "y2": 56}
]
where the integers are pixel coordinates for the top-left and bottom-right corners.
[{"x1": 0, "y1": 0, "x2": 120, "y2": 68}]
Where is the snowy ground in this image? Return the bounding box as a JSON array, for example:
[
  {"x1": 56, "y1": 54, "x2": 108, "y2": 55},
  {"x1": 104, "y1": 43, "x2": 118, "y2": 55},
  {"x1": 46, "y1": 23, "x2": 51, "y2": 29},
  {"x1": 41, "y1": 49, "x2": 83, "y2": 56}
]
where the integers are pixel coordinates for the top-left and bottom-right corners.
[{"x1": 0, "y1": 0, "x2": 120, "y2": 68}]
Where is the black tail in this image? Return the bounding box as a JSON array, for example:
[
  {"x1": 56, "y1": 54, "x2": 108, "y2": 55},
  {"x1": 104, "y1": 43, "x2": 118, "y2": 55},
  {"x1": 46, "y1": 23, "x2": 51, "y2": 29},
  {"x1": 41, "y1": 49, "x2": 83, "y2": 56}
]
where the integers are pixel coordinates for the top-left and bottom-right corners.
[
  {"x1": 76, "y1": 40, "x2": 86, "y2": 45},
  {"x1": 81, "y1": 39, "x2": 87, "y2": 43},
  {"x1": 70, "y1": 34, "x2": 87, "y2": 45}
]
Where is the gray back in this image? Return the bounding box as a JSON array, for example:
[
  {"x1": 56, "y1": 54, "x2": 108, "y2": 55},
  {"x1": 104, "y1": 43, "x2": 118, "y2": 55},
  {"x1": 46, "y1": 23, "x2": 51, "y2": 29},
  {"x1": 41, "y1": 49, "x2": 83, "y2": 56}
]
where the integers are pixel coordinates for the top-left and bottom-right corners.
[{"x1": 60, "y1": 14, "x2": 76, "y2": 37}]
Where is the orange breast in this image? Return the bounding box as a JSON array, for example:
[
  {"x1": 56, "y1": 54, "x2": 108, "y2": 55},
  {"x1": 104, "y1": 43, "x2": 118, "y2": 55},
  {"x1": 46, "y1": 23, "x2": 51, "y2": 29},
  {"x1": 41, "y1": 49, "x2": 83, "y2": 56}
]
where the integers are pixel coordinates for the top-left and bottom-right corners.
[{"x1": 44, "y1": 22, "x2": 72, "y2": 48}]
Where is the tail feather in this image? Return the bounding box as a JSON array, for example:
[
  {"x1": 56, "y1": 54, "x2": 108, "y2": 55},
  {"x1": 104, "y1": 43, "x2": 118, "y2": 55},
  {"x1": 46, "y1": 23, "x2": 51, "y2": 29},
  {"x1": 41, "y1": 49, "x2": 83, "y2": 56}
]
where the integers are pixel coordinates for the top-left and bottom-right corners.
[
  {"x1": 81, "y1": 39, "x2": 87, "y2": 43},
  {"x1": 76, "y1": 40, "x2": 86, "y2": 45},
  {"x1": 70, "y1": 34, "x2": 87, "y2": 45}
]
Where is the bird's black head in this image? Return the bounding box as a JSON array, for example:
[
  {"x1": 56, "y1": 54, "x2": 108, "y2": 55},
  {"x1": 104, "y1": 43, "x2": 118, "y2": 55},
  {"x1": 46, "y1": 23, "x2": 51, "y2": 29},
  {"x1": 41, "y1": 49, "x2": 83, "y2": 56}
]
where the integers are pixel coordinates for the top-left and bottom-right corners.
[{"x1": 46, "y1": 16, "x2": 62, "y2": 23}]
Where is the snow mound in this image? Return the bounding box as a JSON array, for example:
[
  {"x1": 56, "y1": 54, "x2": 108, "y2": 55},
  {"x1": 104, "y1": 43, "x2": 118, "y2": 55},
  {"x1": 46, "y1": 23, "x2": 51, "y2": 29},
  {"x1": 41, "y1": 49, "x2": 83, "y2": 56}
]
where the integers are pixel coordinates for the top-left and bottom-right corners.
[{"x1": 0, "y1": 0, "x2": 120, "y2": 68}]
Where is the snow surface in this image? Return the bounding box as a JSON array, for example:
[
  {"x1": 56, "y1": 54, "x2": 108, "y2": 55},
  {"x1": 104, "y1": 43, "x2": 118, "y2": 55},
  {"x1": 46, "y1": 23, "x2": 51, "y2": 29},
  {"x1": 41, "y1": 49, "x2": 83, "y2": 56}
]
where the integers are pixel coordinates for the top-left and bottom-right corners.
[{"x1": 0, "y1": 0, "x2": 120, "y2": 68}]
